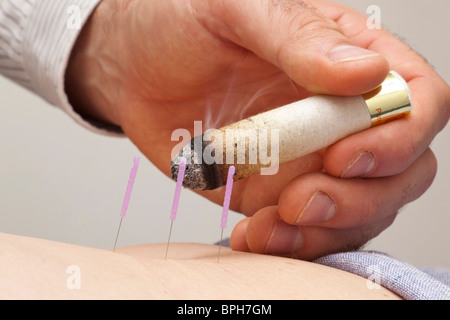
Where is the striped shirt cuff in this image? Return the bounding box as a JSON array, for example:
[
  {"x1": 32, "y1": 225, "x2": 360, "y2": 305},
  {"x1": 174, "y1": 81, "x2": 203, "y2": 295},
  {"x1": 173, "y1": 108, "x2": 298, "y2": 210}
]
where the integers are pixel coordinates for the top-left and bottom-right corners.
[
  {"x1": 0, "y1": 0, "x2": 34, "y2": 90},
  {"x1": 0, "y1": 0, "x2": 121, "y2": 135}
]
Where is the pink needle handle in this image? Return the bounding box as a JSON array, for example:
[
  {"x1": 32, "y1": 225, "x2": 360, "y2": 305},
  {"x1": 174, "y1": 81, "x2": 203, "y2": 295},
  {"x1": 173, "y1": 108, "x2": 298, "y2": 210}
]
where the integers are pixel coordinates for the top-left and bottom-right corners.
[
  {"x1": 170, "y1": 157, "x2": 187, "y2": 220},
  {"x1": 120, "y1": 156, "x2": 140, "y2": 217},
  {"x1": 221, "y1": 166, "x2": 235, "y2": 229}
]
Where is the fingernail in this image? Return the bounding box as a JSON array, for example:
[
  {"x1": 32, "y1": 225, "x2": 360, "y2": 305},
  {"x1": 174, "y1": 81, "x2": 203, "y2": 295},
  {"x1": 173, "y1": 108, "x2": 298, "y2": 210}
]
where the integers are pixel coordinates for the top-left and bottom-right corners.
[
  {"x1": 328, "y1": 45, "x2": 380, "y2": 62},
  {"x1": 296, "y1": 192, "x2": 336, "y2": 224},
  {"x1": 341, "y1": 151, "x2": 376, "y2": 178},
  {"x1": 265, "y1": 221, "x2": 303, "y2": 254}
]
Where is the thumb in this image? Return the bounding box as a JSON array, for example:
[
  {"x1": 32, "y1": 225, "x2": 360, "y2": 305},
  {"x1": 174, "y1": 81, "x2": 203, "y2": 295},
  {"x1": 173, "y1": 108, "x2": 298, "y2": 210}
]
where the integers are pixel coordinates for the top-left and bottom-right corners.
[{"x1": 199, "y1": 0, "x2": 389, "y2": 95}]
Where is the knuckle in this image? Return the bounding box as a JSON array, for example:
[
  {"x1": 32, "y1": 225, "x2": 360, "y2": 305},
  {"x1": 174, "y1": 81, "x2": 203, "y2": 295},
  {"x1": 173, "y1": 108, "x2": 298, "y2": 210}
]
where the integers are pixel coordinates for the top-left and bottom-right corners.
[
  {"x1": 359, "y1": 191, "x2": 380, "y2": 226},
  {"x1": 342, "y1": 215, "x2": 396, "y2": 251},
  {"x1": 275, "y1": 4, "x2": 343, "y2": 69},
  {"x1": 423, "y1": 149, "x2": 438, "y2": 184},
  {"x1": 383, "y1": 127, "x2": 420, "y2": 172},
  {"x1": 271, "y1": 0, "x2": 309, "y2": 11},
  {"x1": 403, "y1": 135, "x2": 419, "y2": 167},
  {"x1": 443, "y1": 85, "x2": 450, "y2": 129},
  {"x1": 272, "y1": 0, "x2": 342, "y2": 42},
  {"x1": 290, "y1": 11, "x2": 341, "y2": 42},
  {"x1": 401, "y1": 148, "x2": 437, "y2": 205}
]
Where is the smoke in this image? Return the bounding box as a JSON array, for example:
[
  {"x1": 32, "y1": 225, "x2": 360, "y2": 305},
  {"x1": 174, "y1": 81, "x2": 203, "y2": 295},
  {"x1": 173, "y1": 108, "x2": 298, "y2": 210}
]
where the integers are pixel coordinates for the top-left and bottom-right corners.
[{"x1": 201, "y1": 67, "x2": 297, "y2": 131}]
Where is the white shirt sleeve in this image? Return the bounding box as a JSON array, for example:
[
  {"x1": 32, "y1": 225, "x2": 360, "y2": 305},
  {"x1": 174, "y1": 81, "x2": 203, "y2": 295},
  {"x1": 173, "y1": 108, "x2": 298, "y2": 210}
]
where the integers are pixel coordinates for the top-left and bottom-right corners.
[{"x1": 0, "y1": 0, "x2": 122, "y2": 135}]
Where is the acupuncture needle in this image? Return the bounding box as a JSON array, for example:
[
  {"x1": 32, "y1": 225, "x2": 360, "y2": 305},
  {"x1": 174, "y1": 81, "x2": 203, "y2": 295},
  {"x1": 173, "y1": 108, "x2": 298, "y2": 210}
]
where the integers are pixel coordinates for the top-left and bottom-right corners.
[
  {"x1": 113, "y1": 155, "x2": 140, "y2": 252},
  {"x1": 217, "y1": 165, "x2": 236, "y2": 263},
  {"x1": 165, "y1": 157, "x2": 187, "y2": 259}
]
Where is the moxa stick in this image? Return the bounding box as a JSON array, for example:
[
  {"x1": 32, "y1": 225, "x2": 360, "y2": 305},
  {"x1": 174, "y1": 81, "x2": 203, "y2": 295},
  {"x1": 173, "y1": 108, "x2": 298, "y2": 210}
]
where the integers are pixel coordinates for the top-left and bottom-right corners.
[{"x1": 171, "y1": 71, "x2": 412, "y2": 191}]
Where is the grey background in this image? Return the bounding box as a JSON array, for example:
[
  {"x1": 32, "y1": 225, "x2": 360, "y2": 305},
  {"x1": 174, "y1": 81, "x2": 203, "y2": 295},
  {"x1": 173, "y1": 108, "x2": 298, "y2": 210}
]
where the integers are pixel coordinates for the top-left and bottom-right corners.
[{"x1": 0, "y1": 0, "x2": 449, "y2": 268}]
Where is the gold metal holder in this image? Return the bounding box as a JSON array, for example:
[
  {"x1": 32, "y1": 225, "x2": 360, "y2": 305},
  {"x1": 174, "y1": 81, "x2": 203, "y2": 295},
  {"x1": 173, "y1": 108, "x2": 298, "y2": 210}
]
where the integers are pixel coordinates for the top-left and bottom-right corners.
[{"x1": 363, "y1": 71, "x2": 412, "y2": 126}]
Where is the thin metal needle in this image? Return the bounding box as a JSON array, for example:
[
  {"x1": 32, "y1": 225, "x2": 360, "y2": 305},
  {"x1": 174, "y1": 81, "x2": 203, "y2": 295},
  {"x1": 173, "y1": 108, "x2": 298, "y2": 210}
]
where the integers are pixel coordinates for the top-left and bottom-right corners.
[
  {"x1": 112, "y1": 156, "x2": 140, "y2": 252},
  {"x1": 165, "y1": 220, "x2": 174, "y2": 259},
  {"x1": 217, "y1": 228, "x2": 224, "y2": 263},
  {"x1": 217, "y1": 166, "x2": 235, "y2": 263},
  {"x1": 113, "y1": 217, "x2": 124, "y2": 252},
  {"x1": 165, "y1": 157, "x2": 187, "y2": 260}
]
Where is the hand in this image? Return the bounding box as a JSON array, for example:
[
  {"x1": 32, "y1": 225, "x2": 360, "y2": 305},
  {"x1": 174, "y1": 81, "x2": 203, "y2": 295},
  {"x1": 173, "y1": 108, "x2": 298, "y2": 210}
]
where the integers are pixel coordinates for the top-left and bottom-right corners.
[{"x1": 65, "y1": 0, "x2": 450, "y2": 260}]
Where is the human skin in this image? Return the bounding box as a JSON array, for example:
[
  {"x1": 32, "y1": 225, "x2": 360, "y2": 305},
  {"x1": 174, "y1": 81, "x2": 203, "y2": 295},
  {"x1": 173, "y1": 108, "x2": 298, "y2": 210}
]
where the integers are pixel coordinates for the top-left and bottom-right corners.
[
  {"x1": 0, "y1": 233, "x2": 400, "y2": 300},
  {"x1": 65, "y1": 0, "x2": 450, "y2": 260}
]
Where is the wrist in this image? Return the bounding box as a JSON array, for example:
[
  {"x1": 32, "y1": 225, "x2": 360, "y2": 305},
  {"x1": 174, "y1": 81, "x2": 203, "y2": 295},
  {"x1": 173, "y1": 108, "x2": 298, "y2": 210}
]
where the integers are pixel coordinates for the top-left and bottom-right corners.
[{"x1": 65, "y1": 1, "x2": 123, "y2": 128}]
